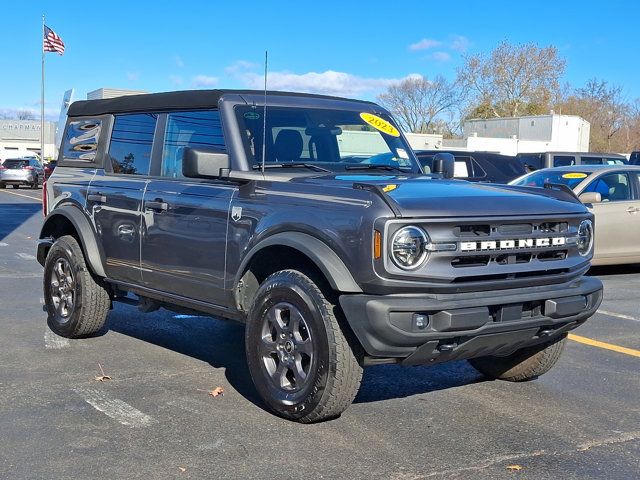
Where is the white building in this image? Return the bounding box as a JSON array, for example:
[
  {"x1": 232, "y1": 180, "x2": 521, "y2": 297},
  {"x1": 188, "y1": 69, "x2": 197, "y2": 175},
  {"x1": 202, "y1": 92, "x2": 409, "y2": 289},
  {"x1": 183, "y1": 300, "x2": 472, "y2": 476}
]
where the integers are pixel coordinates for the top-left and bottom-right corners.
[
  {"x1": 0, "y1": 120, "x2": 57, "y2": 161},
  {"x1": 87, "y1": 88, "x2": 147, "y2": 100},
  {"x1": 447, "y1": 114, "x2": 590, "y2": 155}
]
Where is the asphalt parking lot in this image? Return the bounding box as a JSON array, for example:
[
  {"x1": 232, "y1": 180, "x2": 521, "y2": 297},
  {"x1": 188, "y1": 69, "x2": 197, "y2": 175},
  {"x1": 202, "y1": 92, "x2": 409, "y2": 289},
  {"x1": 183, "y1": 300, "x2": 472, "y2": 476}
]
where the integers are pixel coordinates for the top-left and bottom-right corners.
[{"x1": 0, "y1": 188, "x2": 638, "y2": 480}]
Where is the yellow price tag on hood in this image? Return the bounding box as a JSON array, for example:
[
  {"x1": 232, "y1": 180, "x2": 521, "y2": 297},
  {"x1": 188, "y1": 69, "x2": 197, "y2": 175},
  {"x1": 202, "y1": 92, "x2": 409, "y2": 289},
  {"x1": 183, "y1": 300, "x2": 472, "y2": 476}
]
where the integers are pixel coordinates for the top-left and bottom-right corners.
[
  {"x1": 360, "y1": 113, "x2": 400, "y2": 137},
  {"x1": 562, "y1": 172, "x2": 588, "y2": 179}
]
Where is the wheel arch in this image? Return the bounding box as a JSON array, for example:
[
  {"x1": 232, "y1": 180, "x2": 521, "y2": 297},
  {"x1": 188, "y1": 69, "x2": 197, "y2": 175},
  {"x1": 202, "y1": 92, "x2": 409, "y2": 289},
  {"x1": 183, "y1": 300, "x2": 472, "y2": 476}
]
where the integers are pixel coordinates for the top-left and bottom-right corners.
[
  {"x1": 38, "y1": 204, "x2": 107, "y2": 278},
  {"x1": 234, "y1": 232, "x2": 362, "y2": 312}
]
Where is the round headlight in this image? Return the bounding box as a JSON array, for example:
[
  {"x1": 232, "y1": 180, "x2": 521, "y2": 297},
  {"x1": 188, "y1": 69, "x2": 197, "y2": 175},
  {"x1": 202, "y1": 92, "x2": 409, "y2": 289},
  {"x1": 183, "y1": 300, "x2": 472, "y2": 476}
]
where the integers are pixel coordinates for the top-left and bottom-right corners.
[
  {"x1": 577, "y1": 219, "x2": 593, "y2": 257},
  {"x1": 390, "y1": 226, "x2": 429, "y2": 270}
]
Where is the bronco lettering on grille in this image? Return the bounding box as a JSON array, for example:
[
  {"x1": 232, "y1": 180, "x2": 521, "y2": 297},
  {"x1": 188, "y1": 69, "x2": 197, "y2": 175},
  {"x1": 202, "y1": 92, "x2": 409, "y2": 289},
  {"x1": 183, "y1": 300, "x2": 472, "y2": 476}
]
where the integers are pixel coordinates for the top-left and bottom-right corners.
[{"x1": 460, "y1": 237, "x2": 566, "y2": 252}]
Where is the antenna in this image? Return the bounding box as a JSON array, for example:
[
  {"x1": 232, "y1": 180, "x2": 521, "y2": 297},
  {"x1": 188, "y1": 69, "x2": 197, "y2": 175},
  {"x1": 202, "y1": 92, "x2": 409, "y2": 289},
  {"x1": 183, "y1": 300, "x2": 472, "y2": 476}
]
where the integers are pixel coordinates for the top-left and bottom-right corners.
[{"x1": 261, "y1": 51, "x2": 268, "y2": 174}]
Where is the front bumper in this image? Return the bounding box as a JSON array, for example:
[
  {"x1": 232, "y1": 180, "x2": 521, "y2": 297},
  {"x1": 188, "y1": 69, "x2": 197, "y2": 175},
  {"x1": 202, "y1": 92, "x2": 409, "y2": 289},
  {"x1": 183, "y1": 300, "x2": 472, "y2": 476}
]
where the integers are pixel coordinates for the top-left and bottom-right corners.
[{"x1": 339, "y1": 276, "x2": 603, "y2": 365}]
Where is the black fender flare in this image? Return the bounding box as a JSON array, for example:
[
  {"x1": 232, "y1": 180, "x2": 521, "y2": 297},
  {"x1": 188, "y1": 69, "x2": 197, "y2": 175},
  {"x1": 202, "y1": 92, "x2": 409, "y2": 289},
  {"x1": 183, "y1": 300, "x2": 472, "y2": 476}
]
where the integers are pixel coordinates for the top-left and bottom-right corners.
[
  {"x1": 38, "y1": 204, "x2": 107, "y2": 278},
  {"x1": 236, "y1": 232, "x2": 362, "y2": 293}
]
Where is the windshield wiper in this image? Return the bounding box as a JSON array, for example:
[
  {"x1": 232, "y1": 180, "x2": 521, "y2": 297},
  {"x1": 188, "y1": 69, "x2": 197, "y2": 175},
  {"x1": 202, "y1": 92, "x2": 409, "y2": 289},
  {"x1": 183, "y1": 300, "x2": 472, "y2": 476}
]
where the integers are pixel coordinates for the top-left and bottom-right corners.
[
  {"x1": 252, "y1": 163, "x2": 331, "y2": 173},
  {"x1": 344, "y1": 164, "x2": 405, "y2": 172}
]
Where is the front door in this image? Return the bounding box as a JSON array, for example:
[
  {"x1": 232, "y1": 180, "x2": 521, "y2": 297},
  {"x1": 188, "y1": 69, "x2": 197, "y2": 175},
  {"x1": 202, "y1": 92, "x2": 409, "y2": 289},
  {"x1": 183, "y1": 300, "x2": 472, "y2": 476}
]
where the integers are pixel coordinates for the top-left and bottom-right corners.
[
  {"x1": 582, "y1": 171, "x2": 640, "y2": 259},
  {"x1": 139, "y1": 109, "x2": 233, "y2": 306}
]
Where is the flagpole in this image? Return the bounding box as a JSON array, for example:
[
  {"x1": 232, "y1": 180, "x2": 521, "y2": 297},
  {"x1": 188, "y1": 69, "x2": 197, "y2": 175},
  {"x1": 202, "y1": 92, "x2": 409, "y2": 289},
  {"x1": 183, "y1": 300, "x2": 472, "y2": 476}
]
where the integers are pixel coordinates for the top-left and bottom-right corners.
[{"x1": 41, "y1": 14, "x2": 45, "y2": 162}]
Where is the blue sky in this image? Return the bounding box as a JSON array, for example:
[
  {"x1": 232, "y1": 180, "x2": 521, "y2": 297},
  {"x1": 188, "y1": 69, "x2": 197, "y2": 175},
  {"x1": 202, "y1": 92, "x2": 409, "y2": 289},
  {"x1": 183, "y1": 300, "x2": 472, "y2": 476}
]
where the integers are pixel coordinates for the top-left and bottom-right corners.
[{"x1": 2, "y1": 1, "x2": 639, "y2": 119}]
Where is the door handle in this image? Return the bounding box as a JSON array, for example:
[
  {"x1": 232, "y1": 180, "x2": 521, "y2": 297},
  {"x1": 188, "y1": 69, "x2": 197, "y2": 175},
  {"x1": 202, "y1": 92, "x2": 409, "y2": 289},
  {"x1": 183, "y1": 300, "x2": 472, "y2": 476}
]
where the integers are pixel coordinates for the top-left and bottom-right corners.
[
  {"x1": 87, "y1": 193, "x2": 107, "y2": 203},
  {"x1": 145, "y1": 200, "x2": 168, "y2": 212}
]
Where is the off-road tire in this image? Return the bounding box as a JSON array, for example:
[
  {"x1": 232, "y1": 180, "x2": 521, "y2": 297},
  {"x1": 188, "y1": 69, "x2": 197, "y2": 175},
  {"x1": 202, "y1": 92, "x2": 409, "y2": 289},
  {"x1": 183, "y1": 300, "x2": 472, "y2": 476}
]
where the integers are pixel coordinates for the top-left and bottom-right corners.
[
  {"x1": 245, "y1": 269, "x2": 363, "y2": 423},
  {"x1": 469, "y1": 334, "x2": 567, "y2": 382},
  {"x1": 44, "y1": 235, "x2": 110, "y2": 338}
]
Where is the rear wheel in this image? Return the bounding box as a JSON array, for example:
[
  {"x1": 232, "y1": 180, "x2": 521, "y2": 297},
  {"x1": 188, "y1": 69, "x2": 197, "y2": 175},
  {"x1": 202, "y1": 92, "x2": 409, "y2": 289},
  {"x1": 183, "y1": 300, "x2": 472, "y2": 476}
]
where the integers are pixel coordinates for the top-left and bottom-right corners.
[
  {"x1": 245, "y1": 270, "x2": 362, "y2": 423},
  {"x1": 0, "y1": 183, "x2": 5, "y2": 189},
  {"x1": 31, "y1": 178, "x2": 39, "y2": 189},
  {"x1": 11, "y1": 184, "x2": 19, "y2": 189},
  {"x1": 44, "y1": 235, "x2": 110, "y2": 338},
  {"x1": 469, "y1": 334, "x2": 567, "y2": 382}
]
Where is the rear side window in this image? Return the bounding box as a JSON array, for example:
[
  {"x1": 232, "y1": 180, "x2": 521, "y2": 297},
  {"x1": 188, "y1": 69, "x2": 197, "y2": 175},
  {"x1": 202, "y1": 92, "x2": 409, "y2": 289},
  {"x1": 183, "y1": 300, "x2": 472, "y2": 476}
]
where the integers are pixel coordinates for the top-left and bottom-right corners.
[
  {"x1": 161, "y1": 110, "x2": 225, "y2": 178},
  {"x1": 62, "y1": 119, "x2": 102, "y2": 162},
  {"x1": 109, "y1": 113, "x2": 157, "y2": 175},
  {"x1": 517, "y1": 154, "x2": 544, "y2": 171},
  {"x1": 581, "y1": 156, "x2": 603, "y2": 165},
  {"x1": 553, "y1": 155, "x2": 576, "y2": 167}
]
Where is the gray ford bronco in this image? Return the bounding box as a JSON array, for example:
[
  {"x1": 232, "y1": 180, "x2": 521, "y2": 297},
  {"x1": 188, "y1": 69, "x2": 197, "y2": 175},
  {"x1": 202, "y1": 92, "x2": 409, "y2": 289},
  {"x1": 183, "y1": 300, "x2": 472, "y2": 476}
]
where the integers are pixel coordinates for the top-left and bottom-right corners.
[{"x1": 38, "y1": 89, "x2": 603, "y2": 423}]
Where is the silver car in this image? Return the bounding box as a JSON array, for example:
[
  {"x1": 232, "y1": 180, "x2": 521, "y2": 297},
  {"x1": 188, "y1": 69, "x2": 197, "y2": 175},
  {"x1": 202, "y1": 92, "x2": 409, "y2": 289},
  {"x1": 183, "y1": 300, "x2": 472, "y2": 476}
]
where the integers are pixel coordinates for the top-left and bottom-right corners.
[
  {"x1": 0, "y1": 158, "x2": 44, "y2": 189},
  {"x1": 510, "y1": 165, "x2": 640, "y2": 266}
]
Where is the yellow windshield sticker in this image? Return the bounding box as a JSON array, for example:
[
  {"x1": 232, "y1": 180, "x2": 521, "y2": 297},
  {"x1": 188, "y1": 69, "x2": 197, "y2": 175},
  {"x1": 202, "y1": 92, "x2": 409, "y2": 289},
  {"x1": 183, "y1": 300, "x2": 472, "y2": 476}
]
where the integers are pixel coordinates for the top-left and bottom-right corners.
[
  {"x1": 360, "y1": 113, "x2": 400, "y2": 137},
  {"x1": 562, "y1": 172, "x2": 588, "y2": 179},
  {"x1": 382, "y1": 184, "x2": 398, "y2": 193}
]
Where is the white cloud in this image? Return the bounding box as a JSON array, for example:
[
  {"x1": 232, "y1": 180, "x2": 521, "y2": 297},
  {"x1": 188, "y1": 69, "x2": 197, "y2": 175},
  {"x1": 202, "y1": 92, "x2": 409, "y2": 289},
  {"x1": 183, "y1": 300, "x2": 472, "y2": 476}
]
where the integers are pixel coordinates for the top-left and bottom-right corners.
[
  {"x1": 225, "y1": 60, "x2": 257, "y2": 75},
  {"x1": 238, "y1": 70, "x2": 422, "y2": 97},
  {"x1": 126, "y1": 72, "x2": 140, "y2": 81},
  {"x1": 192, "y1": 75, "x2": 219, "y2": 88},
  {"x1": 431, "y1": 51, "x2": 452, "y2": 62},
  {"x1": 175, "y1": 55, "x2": 185, "y2": 68},
  {"x1": 409, "y1": 38, "x2": 441, "y2": 51},
  {"x1": 450, "y1": 35, "x2": 470, "y2": 52},
  {"x1": 169, "y1": 75, "x2": 183, "y2": 86}
]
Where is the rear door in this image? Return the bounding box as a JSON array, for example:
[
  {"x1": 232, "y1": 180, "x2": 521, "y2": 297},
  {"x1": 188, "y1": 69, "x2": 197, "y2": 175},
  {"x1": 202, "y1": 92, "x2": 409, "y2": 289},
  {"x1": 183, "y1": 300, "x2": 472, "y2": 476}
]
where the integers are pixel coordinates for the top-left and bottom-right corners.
[
  {"x1": 580, "y1": 171, "x2": 639, "y2": 259},
  {"x1": 86, "y1": 113, "x2": 158, "y2": 284},
  {"x1": 140, "y1": 110, "x2": 234, "y2": 306}
]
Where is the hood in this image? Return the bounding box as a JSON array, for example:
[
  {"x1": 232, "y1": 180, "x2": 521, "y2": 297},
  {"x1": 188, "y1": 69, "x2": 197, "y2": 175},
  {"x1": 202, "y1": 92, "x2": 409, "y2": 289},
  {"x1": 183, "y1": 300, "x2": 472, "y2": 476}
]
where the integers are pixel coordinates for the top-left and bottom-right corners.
[{"x1": 296, "y1": 174, "x2": 588, "y2": 217}]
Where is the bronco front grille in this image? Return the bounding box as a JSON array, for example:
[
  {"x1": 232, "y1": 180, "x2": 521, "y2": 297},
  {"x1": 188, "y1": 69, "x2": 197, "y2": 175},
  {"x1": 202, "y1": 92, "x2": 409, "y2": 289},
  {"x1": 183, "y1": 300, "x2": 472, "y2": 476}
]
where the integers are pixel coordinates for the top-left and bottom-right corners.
[{"x1": 382, "y1": 215, "x2": 589, "y2": 285}]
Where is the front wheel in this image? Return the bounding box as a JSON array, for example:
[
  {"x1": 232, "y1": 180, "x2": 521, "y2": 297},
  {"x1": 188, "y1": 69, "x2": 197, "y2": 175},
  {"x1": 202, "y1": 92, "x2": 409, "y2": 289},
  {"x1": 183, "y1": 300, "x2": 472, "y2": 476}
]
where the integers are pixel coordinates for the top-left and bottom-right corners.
[
  {"x1": 245, "y1": 270, "x2": 362, "y2": 423},
  {"x1": 44, "y1": 235, "x2": 111, "y2": 338},
  {"x1": 469, "y1": 334, "x2": 567, "y2": 382}
]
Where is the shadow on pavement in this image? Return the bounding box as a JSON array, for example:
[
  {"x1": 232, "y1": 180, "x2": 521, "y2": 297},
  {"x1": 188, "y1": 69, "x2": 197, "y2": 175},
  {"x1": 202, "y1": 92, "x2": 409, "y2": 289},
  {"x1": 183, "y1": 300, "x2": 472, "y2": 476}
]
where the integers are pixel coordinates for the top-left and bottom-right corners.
[
  {"x1": 589, "y1": 264, "x2": 640, "y2": 277},
  {"x1": 105, "y1": 304, "x2": 485, "y2": 410},
  {"x1": 0, "y1": 202, "x2": 42, "y2": 242}
]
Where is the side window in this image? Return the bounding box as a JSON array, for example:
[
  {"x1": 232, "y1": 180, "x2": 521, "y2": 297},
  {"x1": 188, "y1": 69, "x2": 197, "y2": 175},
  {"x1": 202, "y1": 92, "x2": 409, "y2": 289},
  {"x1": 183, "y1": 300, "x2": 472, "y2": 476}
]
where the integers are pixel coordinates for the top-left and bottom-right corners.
[
  {"x1": 108, "y1": 113, "x2": 157, "y2": 175},
  {"x1": 582, "y1": 173, "x2": 632, "y2": 202},
  {"x1": 62, "y1": 119, "x2": 102, "y2": 162},
  {"x1": 553, "y1": 155, "x2": 576, "y2": 167},
  {"x1": 470, "y1": 158, "x2": 487, "y2": 178},
  {"x1": 161, "y1": 110, "x2": 225, "y2": 178},
  {"x1": 581, "y1": 156, "x2": 603, "y2": 165},
  {"x1": 453, "y1": 156, "x2": 473, "y2": 177}
]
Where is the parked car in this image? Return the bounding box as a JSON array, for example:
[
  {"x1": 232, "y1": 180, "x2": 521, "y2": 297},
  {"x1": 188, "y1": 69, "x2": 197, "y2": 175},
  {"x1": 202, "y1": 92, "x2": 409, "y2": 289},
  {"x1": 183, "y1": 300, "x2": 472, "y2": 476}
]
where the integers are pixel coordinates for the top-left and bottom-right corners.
[
  {"x1": 510, "y1": 165, "x2": 640, "y2": 266},
  {"x1": 516, "y1": 152, "x2": 628, "y2": 171},
  {"x1": 629, "y1": 151, "x2": 640, "y2": 165},
  {"x1": 38, "y1": 89, "x2": 602, "y2": 422},
  {"x1": 414, "y1": 150, "x2": 526, "y2": 183},
  {"x1": 0, "y1": 157, "x2": 44, "y2": 189},
  {"x1": 44, "y1": 160, "x2": 57, "y2": 179}
]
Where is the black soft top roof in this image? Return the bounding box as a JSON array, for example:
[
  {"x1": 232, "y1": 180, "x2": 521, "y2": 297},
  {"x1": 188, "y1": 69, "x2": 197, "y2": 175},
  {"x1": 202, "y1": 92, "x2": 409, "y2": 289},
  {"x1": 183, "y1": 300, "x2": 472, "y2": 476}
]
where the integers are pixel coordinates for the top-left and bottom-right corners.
[{"x1": 67, "y1": 89, "x2": 375, "y2": 117}]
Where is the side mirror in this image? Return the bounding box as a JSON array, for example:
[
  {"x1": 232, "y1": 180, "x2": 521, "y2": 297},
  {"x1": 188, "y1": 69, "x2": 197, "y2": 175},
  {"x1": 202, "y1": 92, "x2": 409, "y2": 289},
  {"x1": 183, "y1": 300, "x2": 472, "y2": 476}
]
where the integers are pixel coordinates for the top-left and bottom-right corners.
[
  {"x1": 578, "y1": 192, "x2": 602, "y2": 204},
  {"x1": 182, "y1": 147, "x2": 230, "y2": 178},
  {"x1": 432, "y1": 152, "x2": 455, "y2": 179}
]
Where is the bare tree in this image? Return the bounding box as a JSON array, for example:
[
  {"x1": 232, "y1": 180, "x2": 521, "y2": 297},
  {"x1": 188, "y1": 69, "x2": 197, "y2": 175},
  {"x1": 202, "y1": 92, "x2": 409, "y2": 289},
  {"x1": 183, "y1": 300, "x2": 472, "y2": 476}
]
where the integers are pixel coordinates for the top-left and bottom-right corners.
[
  {"x1": 458, "y1": 41, "x2": 566, "y2": 118},
  {"x1": 557, "y1": 79, "x2": 628, "y2": 152},
  {"x1": 16, "y1": 110, "x2": 36, "y2": 120},
  {"x1": 377, "y1": 76, "x2": 462, "y2": 134}
]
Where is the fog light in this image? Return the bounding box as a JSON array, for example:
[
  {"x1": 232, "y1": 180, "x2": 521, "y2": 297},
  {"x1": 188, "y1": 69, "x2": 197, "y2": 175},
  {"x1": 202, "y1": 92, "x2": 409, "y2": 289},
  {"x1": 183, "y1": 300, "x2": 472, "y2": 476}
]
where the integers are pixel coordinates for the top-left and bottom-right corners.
[{"x1": 413, "y1": 313, "x2": 429, "y2": 330}]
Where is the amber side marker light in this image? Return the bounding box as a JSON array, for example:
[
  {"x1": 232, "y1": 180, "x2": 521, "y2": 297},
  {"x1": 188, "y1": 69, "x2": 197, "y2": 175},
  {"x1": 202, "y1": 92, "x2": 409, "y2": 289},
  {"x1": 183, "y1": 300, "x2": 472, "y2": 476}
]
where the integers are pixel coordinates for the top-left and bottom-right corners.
[{"x1": 374, "y1": 230, "x2": 382, "y2": 259}]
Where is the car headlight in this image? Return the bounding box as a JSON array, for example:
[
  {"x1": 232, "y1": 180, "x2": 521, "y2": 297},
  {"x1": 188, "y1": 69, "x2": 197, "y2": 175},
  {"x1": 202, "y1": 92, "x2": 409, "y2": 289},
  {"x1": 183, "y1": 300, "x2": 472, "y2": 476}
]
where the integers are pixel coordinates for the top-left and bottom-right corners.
[
  {"x1": 577, "y1": 219, "x2": 593, "y2": 257},
  {"x1": 390, "y1": 226, "x2": 429, "y2": 270}
]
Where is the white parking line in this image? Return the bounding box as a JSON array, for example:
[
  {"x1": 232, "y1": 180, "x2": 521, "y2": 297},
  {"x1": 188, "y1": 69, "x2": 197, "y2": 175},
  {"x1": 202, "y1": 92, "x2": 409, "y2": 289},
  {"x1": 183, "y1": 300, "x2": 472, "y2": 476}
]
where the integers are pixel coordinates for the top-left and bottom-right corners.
[
  {"x1": 0, "y1": 242, "x2": 8, "y2": 247},
  {"x1": 17, "y1": 252, "x2": 36, "y2": 260},
  {"x1": 598, "y1": 309, "x2": 640, "y2": 322},
  {"x1": 74, "y1": 387, "x2": 157, "y2": 428},
  {"x1": 44, "y1": 328, "x2": 70, "y2": 349},
  {"x1": 0, "y1": 189, "x2": 41, "y2": 201}
]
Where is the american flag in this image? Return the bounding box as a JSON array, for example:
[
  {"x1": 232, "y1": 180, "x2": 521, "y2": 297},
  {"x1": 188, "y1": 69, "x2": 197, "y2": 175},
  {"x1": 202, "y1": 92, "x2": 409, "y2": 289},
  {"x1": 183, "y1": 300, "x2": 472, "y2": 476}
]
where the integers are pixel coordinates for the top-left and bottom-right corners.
[{"x1": 43, "y1": 25, "x2": 65, "y2": 55}]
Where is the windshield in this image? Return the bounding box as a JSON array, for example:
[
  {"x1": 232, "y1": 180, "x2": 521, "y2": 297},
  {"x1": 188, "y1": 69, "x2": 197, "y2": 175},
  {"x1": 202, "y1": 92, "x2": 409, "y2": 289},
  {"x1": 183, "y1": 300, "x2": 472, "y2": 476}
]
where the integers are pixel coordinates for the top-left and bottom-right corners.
[
  {"x1": 510, "y1": 170, "x2": 591, "y2": 189},
  {"x1": 234, "y1": 106, "x2": 420, "y2": 173}
]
